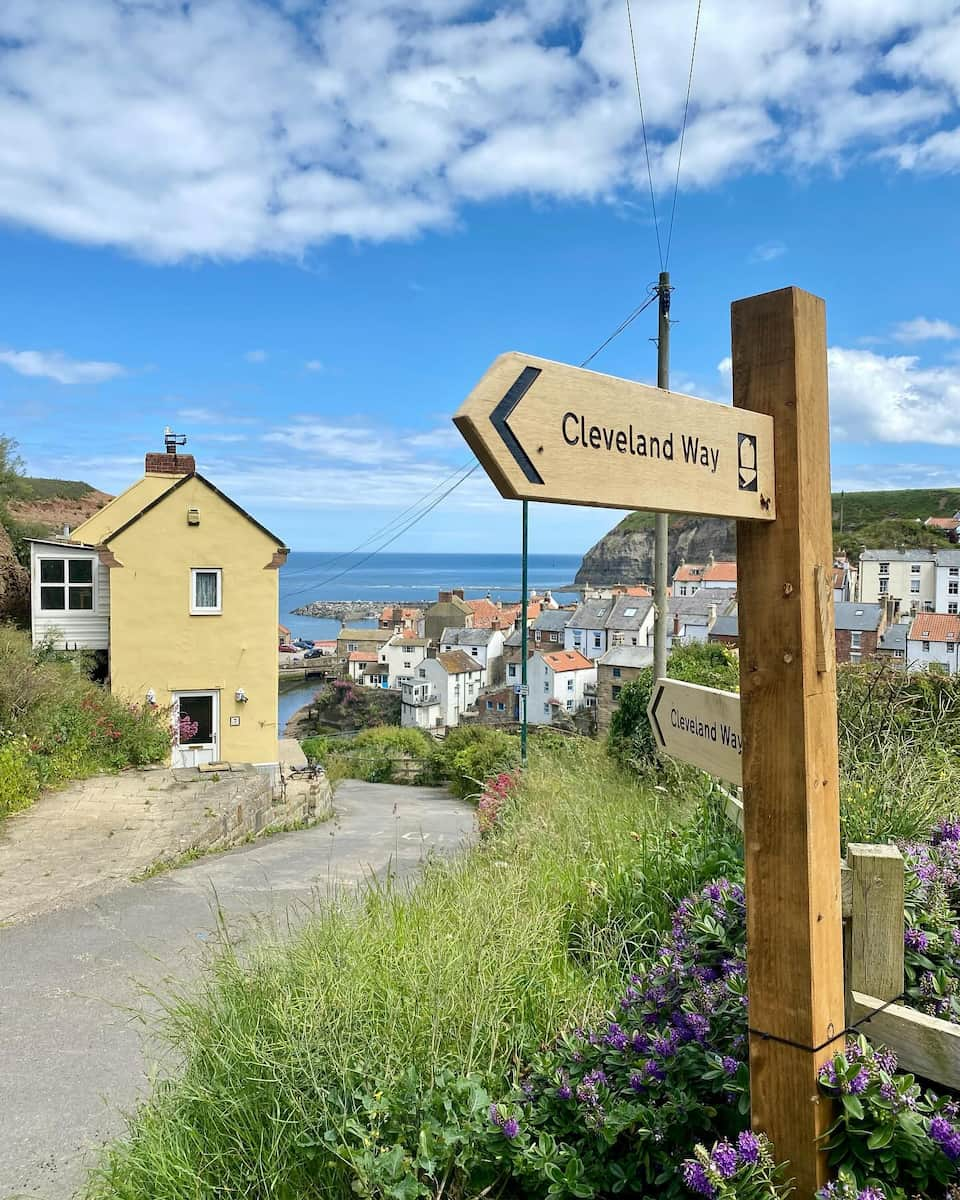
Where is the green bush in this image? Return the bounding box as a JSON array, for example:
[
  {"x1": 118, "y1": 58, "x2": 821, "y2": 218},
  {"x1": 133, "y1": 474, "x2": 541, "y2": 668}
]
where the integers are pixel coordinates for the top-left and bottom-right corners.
[
  {"x1": 0, "y1": 737, "x2": 40, "y2": 818},
  {"x1": 434, "y1": 725, "x2": 521, "y2": 798},
  {"x1": 351, "y1": 726, "x2": 433, "y2": 757},
  {"x1": 607, "y1": 642, "x2": 740, "y2": 769},
  {"x1": 0, "y1": 624, "x2": 170, "y2": 818},
  {"x1": 300, "y1": 735, "x2": 331, "y2": 762}
]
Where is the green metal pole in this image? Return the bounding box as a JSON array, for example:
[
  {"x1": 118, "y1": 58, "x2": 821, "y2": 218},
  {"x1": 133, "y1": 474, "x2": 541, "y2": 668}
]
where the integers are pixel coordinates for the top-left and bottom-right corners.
[{"x1": 520, "y1": 499, "x2": 529, "y2": 765}]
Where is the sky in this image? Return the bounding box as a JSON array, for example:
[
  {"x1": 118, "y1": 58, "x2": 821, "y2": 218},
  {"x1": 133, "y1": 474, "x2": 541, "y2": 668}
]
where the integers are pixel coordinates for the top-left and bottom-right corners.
[{"x1": 1, "y1": 1, "x2": 959, "y2": 557}]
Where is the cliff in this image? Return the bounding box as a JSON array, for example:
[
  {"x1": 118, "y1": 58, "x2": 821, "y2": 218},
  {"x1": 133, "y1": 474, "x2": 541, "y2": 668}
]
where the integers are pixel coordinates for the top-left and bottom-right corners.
[{"x1": 575, "y1": 514, "x2": 735, "y2": 587}]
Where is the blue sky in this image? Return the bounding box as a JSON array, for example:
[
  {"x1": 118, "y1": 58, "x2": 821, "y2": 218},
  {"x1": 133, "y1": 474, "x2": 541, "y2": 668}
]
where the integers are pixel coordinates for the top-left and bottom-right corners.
[{"x1": 1, "y1": 1, "x2": 959, "y2": 557}]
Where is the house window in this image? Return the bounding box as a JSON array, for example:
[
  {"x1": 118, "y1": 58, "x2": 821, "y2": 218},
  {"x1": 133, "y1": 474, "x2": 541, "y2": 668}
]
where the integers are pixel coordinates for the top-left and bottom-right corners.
[
  {"x1": 911, "y1": 564, "x2": 921, "y2": 574},
  {"x1": 612, "y1": 685, "x2": 621, "y2": 700},
  {"x1": 566, "y1": 677, "x2": 574, "y2": 691},
  {"x1": 508, "y1": 664, "x2": 517, "y2": 678},
  {"x1": 950, "y1": 604, "x2": 959, "y2": 615},
  {"x1": 550, "y1": 632, "x2": 560, "y2": 642},
  {"x1": 573, "y1": 630, "x2": 582, "y2": 646},
  {"x1": 565, "y1": 699, "x2": 573, "y2": 711},
  {"x1": 951, "y1": 568, "x2": 959, "y2": 577},
  {"x1": 878, "y1": 578, "x2": 889, "y2": 594},
  {"x1": 39, "y1": 557, "x2": 94, "y2": 611},
  {"x1": 879, "y1": 562, "x2": 889, "y2": 575},
  {"x1": 850, "y1": 632, "x2": 862, "y2": 650},
  {"x1": 924, "y1": 601, "x2": 935, "y2": 612},
  {"x1": 592, "y1": 633, "x2": 602, "y2": 649},
  {"x1": 910, "y1": 579, "x2": 920, "y2": 594},
  {"x1": 418, "y1": 668, "x2": 426, "y2": 678},
  {"x1": 544, "y1": 680, "x2": 550, "y2": 693},
  {"x1": 486, "y1": 701, "x2": 493, "y2": 710},
  {"x1": 497, "y1": 702, "x2": 505, "y2": 712},
  {"x1": 470, "y1": 646, "x2": 478, "y2": 655},
  {"x1": 403, "y1": 660, "x2": 411, "y2": 669},
  {"x1": 948, "y1": 643, "x2": 956, "y2": 653},
  {"x1": 543, "y1": 703, "x2": 550, "y2": 716},
  {"x1": 950, "y1": 581, "x2": 959, "y2": 595},
  {"x1": 189, "y1": 568, "x2": 222, "y2": 614},
  {"x1": 923, "y1": 640, "x2": 931, "y2": 652},
  {"x1": 612, "y1": 667, "x2": 621, "y2": 678}
]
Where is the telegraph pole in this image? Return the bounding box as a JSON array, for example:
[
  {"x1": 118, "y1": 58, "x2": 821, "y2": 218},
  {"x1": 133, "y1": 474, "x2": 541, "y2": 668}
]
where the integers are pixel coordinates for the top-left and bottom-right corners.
[
  {"x1": 520, "y1": 499, "x2": 529, "y2": 764},
  {"x1": 653, "y1": 270, "x2": 671, "y2": 682}
]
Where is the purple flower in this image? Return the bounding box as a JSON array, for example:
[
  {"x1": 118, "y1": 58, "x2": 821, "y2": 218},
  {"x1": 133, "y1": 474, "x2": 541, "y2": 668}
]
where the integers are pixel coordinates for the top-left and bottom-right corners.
[
  {"x1": 502, "y1": 1117, "x2": 519, "y2": 1139},
  {"x1": 933, "y1": 818, "x2": 960, "y2": 845},
  {"x1": 681, "y1": 1160, "x2": 716, "y2": 1198},
  {"x1": 721, "y1": 1056, "x2": 740, "y2": 1076},
  {"x1": 629, "y1": 1072, "x2": 644, "y2": 1092},
  {"x1": 488, "y1": 1104, "x2": 503, "y2": 1127},
  {"x1": 847, "y1": 1068, "x2": 869, "y2": 1095},
  {"x1": 605, "y1": 1023, "x2": 628, "y2": 1051},
  {"x1": 711, "y1": 1142, "x2": 738, "y2": 1179},
  {"x1": 857, "y1": 1189, "x2": 885, "y2": 1200},
  {"x1": 905, "y1": 927, "x2": 930, "y2": 952},
  {"x1": 736, "y1": 1130, "x2": 760, "y2": 1164},
  {"x1": 556, "y1": 1083, "x2": 572, "y2": 1100},
  {"x1": 874, "y1": 1046, "x2": 898, "y2": 1074},
  {"x1": 644, "y1": 1059, "x2": 666, "y2": 1083},
  {"x1": 819, "y1": 1060, "x2": 838, "y2": 1087},
  {"x1": 930, "y1": 1115, "x2": 960, "y2": 1161}
]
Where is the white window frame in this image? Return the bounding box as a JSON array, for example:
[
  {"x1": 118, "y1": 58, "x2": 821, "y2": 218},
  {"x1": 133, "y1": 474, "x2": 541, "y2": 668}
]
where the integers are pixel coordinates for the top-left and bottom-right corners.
[
  {"x1": 878, "y1": 578, "x2": 889, "y2": 594},
  {"x1": 910, "y1": 579, "x2": 920, "y2": 594},
  {"x1": 37, "y1": 555, "x2": 96, "y2": 613},
  {"x1": 911, "y1": 564, "x2": 921, "y2": 574},
  {"x1": 950, "y1": 603, "x2": 959, "y2": 615},
  {"x1": 190, "y1": 568, "x2": 222, "y2": 615},
  {"x1": 950, "y1": 581, "x2": 959, "y2": 596}
]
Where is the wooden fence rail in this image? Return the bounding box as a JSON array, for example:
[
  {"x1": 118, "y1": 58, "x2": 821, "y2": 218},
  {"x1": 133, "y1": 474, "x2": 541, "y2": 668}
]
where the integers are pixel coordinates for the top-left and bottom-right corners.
[{"x1": 722, "y1": 789, "x2": 960, "y2": 1086}]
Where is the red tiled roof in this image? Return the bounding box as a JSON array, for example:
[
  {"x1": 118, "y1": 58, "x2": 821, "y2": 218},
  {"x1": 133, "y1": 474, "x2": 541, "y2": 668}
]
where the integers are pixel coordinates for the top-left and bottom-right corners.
[
  {"x1": 541, "y1": 649, "x2": 594, "y2": 672},
  {"x1": 380, "y1": 605, "x2": 421, "y2": 622},
  {"x1": 673, "y1": 564, "x2": 705, "y2": 582},
  {"x1": 348, "y1": 650, "x2": 379, "y2": 662},
  {"x1": 621, "y1": 585, "x2": 651, "y2": 597},
  {"x1": 925, "y1": 517, "x2": 960, "y2": 529},
  {"x1": 909, "y1": 615, "x2": 960, "y2": 643},
  {"x1": 702, "y1": 561, "x2": 737, "y2": 583},
  {"x1": 278, "y1": 623, "x2": 291, "y2": 635},
  {"x1": 313, "y1": 640, "x2": 336, "y2": 650}
]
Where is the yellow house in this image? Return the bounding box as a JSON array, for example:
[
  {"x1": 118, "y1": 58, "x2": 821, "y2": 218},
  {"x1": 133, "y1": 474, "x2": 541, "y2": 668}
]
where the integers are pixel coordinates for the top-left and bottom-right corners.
[{"x1": 29, "y1": 443, "x2": 288, "y2": 776}]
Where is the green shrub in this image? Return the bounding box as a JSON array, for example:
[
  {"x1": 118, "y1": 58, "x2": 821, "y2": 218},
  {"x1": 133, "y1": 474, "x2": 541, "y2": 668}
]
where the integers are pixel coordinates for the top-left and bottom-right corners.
[
  {"x1": 0, "y1": 737, "x2": 40, "y2": 818},
  {"x1": 434, "y1": 725, "x2": 521, "y2": 798},
  {"x1": 351, "y1": 725, "x2": 433, "y2": 757},
  {"x1": 608, "y1": 642, "x2": 740, "y2": 769},
  {"x1": 300, "y1": 735, "x2": 331, "y2": 762}
]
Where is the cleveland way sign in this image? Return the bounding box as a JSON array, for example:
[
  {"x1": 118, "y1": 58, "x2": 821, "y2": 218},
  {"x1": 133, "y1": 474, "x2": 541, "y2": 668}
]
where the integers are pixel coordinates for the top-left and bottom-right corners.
[
  {"x1": 453, "y1": 351, "x2": 776, "y2": 521},
  {"x1": 647, "y1": 677, "x2": 743, "y2": 786}
]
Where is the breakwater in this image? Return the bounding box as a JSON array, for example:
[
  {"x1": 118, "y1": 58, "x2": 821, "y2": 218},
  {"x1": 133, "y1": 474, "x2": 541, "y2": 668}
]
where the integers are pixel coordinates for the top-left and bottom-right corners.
[{"x1": 290, "y1": 599, "x2": 428, "y2": 621}]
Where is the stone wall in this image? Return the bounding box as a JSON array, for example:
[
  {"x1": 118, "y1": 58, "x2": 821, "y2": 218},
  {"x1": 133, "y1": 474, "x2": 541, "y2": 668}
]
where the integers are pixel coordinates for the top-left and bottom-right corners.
[{"x1": 183, "y1": 768, "x2": 333, "y2": 856}]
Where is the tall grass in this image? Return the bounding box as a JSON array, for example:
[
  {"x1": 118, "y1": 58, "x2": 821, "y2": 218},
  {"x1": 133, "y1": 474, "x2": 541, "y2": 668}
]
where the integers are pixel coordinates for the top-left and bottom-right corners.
[{"x1": 87, "y1": 741, "x2": 729, "y2": 1199}]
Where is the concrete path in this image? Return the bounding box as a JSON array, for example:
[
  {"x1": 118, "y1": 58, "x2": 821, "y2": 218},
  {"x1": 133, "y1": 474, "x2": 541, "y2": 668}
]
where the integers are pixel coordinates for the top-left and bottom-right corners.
[{"x1": 0, "y1": 781, "x2": 475, "y2": 1200}]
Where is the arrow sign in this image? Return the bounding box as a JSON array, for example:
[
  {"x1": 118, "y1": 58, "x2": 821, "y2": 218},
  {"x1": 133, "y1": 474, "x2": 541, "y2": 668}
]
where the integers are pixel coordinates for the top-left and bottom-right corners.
[
  {"x1": 453, "y1": 352, "x2": 776, "y2": 520},
  {"x1": 647, "y1": 677, "x2": 742, "y2": 785}
]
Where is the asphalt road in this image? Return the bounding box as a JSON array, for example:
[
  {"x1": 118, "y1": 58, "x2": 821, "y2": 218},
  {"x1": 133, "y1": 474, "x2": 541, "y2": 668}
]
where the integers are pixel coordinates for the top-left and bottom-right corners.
[{"x1": 0, "y1": 782, "x2": 474, "y2": 1200}]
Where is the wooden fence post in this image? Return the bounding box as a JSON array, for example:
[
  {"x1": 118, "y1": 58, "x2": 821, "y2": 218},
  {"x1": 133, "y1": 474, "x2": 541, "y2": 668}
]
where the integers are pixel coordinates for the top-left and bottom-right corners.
[
  {"x1": 847, "y1": 843, "x2": 905, "y2": 1009},
  {"x1": 733, "y1": 288, "x2": 846, "y2": 1196}
]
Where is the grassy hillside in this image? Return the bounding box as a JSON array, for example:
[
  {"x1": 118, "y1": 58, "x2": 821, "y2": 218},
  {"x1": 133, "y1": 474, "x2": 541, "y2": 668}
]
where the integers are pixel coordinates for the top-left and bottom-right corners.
[{"x1": 20, "y1": 476, "x2": 97, "y2": 500}]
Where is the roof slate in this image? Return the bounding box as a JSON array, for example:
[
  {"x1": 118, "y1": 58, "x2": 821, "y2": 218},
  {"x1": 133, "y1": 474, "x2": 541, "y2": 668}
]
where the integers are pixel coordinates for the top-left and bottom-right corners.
[
  {"x1": 834, "y1": 602, "x2": 884, "y2": 632},
  {"x1": 440, "y1": 627, "x2": 498, "y2": 646},
  {"x1": 437, "y1": 649, "x2": 484, "y2": 674},
  {"x1": 598, "y1": 645, "x2": 653, "y2": 668}
]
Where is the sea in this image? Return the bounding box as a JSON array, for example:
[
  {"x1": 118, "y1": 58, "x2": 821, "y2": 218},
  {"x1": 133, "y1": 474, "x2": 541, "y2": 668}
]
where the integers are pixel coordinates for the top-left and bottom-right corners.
[{"x1": 277, "y1": 551, "x2": 583, "y2": 729}]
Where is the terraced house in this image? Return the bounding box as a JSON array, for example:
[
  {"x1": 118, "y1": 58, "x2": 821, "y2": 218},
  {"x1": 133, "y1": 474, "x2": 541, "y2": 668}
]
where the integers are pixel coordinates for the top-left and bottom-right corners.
[{"x1": 28, "y1": 439, "x2": 288, "y2": 777}]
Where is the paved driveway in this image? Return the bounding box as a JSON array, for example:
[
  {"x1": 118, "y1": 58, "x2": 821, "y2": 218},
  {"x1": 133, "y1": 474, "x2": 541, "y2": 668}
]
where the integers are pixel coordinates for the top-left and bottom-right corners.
[{"x1": 0, "y1": 782, "x2": 474, "y2": 1200}]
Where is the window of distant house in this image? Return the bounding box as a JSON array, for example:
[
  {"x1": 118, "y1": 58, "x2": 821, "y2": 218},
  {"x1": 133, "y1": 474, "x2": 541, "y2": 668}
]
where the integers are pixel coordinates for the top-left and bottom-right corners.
[
  {"x1": 567, "y1": 678, "x2": 574, "y2": 691},
  {"x1": 912, "y1": 564, "x2": 921, "y2": 574},
  {"x1": 951, "y1": 568, "x2": 960, "y2": 577},
  {"x1": 403, "y1": 660, "x2": 411, "y2": 668},
  {"x1": 950, "y1": 581, "x2": 959, "y2": 595},
  {"x1": 612, "y1": 685, "x2": 621, "y2": 700},
  {"x1": 190, "y1": 568, "x2": 222, "y2": 614},
  {"x1": 565, "y1": 699, "x2": 573, "y2": 711},
  {"x1": 498, "y1": 702, "x2": 505, "y2": 711},
  {"x1": 879, "y1": 562, "x2": 889, "y2": 575},
  {"x1": 850, "y1": 632, "x2": 862, "y2": 650},
  {"x1": 593, "y1": 633, "x2": 602, "y2": 648},
  {"x1": 948, "y1": 642, "x2": 956, "y2": 654},
  {"x1": 544, "y1": 680, "x2": 550, "y2": 692},
  {"x1": 910, "y1": 580, "x2": 920, "y2": 593},
  {"x1": 573, "y1": 630, "x2": 582, "y2": 645},
  {"x1": 612, "y1": 667, "x2": 621, "y2": 678},
  {"x1": 950, "y1": 604, "x2": 959, "y2": 615},
  {"x1": 878, "y1": 578, "x2": 889, "y2": 594},
  {"x1": 39, "y1": 557, "x2": 94, "y2": 611},
  {"x1": 508, "y1": 664, "x2": 517, "y2": 677},
  {"x1": 470, "y1": 646, "x2": 478, "y2": 655},
  {"x1": 550, "y1": 632, "x2": 560, "y2": 642},
  {"x1": 925, "y1": 601, "x2": 935, "y2": 612},
  {"x1": 923, "y1": 640, "x2": 931, "y2": 652},
  {"x1": 418, "y1": 668, "x2": 426, "y2": 678},
  {"x1": 543, "y1": 703, "x2": 550, "y2": 716},
  {"x1": 486, "y1": 701, "x2": 493, "y2": 710}
]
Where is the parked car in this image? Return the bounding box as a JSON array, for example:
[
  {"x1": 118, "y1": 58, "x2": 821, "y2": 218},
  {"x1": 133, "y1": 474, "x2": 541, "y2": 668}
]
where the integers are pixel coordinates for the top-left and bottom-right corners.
[
  {"x1": 304, "y1": 648, "x2": 325, "y2": 659},
  {"x1": 278, "y1": 643, "x2": 298, "y2": 654},
  {"x1": 294, "y1": 638, "x2": 314, "y2": 650}
]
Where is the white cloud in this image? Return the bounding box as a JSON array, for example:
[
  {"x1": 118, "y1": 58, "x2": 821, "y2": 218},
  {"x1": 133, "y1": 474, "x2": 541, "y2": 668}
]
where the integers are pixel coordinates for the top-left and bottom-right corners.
[
  {"x1": 0, "y1": 1, "x2": 958, "y2": 261},
  {"x1": 749, "y1": 241, "x2": 787, "y2": 263},
  {"x1": 828, "y1": 347, "x2": 960, "y2": 444},
  {"x1": 304, "y1": 360, "x2": 325, "y2": 372},
  {"x1": 0, "y1": 347, "x2": 126, "y2": 384},
  {"x1": 890, "y1": 316, "x2": 960, "y2": 342},
  {"x1": 244, "y1": 349, "x2": 267, "y2": 363}
]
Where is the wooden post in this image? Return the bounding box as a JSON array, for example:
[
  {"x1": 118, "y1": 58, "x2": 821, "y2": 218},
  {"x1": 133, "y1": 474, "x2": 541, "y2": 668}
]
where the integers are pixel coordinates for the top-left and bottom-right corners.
[
  {"x1": 848, "y1": 843, "x2": 905, "y2": 1005},
  {"x1": 733, "y1": 288, "x2": 846, "y2": 1196}
]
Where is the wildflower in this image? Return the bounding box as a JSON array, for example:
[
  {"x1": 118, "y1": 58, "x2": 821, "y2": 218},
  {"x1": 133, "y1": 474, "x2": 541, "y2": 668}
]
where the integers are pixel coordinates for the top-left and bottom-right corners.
[
  {"x1": 605, "y1": 1023, "x2": 628, "y2": 1051},
  {"x1": 681, "y1": 1160, "x2": 716, "y2": 1198},
  {"x1": 711, "y1": 1142, "x2": 738, "y2": 1179},
  {"x1": 930, "y1": 1115, "x2": 960, "y2": 1161},
  {"x1": 874, "y1": 1046, "x2": 898, "y2": 1074},
  {"x1": 502, "y1": 1118, "x2": 520, "y2": 1139},
  {"x1": 905, "y1": 927, "x2": 930, "y2": 952},
  {"x1": 556, "y1": 1083, "x2": 572, "y2": 1100},
  {"x1": 628, "y1": 1072, "x2": 644, "y2": 1092},
  {"x1": 488, "y1": 1104, "x2": 504, "y2": 1127},
  {"x1": 847, "y1": 1068, "x2": 869, "y2": 1095},
  {"x1": 735, "y1": 1130, "x2": 760, "y2": 1164},
  {"x1": 721, "y1": 1056, "x2": 739, "y2": 1076}
]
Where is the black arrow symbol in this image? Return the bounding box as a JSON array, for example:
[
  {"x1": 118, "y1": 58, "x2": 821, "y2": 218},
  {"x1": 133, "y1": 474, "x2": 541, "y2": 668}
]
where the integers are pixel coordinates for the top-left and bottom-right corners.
[
  {"x1": 491, "y1": 366, "x2": 544, "y2": 485},
  {"x1": 649, "y1": 683, "x2": 667, "y2": 747}
]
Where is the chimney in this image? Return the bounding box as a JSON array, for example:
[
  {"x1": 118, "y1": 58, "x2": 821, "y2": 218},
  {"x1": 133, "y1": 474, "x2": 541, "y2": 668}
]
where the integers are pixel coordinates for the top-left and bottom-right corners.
[
  {"x1": 145, "y1": 451, "x2": 195, "y2": 476},
  {"x1": 453, "y1": 589, "x2": 464, "y2": 600},
  {"x1": 438, "y1": 590, "x2": 453, "y2": 604}
]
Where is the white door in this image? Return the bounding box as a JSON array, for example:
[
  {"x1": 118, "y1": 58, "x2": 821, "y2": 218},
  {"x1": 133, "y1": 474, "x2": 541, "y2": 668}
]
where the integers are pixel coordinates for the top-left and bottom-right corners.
[{"x1": 172, "y1": 691, "x2": 220, "y2": 767}]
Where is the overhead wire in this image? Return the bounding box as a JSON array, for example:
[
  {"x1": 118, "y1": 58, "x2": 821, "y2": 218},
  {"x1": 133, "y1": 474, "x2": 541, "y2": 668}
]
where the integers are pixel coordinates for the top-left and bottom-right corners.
[
  {"x1": 625, "y1": 0, "x2": 663, "y2": 271},
  {"x1": 664, "y1": 0, "x2": 703, "y2": 268}
]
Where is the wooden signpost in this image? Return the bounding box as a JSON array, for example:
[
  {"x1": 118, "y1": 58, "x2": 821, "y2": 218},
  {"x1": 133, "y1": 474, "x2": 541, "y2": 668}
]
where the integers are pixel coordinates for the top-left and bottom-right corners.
[
  {"x1": 647, "y1": 678, "x2": 742, "y2": 786},
  {"x1": 453, "y1": 352, "x2": 776, "y2": 520},
  {"x1": 453, "y1": 287, "x2": 844, "y2": 1196}
]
